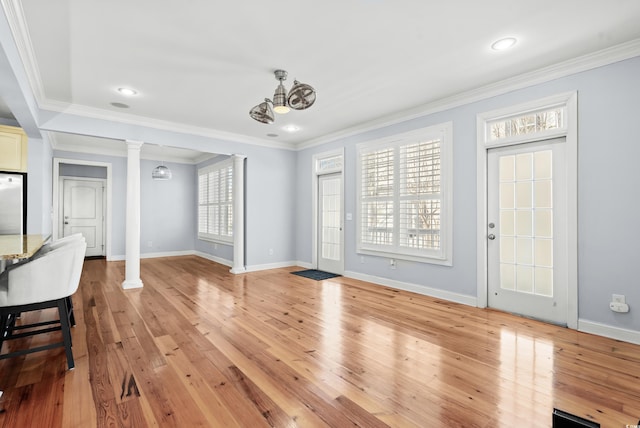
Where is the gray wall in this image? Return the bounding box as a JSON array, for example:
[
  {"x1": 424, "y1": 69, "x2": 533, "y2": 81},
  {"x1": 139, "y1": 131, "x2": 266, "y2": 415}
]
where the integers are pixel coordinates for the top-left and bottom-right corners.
[
  {"x1": 296, "y1": 55, "x2": 640, "y2": 332},
  {"x1": 26, "y1": 136, "x2": 52, "y2": 235},
  {"x1": 54, "y1": 151, "x2": 199, "y2": 258},
  {"x1": 53, "y1": 143, "x2": 298, "y2": 269},
  {"x1": 140, "y1": 159, "x2": 196, "y2": 254}
]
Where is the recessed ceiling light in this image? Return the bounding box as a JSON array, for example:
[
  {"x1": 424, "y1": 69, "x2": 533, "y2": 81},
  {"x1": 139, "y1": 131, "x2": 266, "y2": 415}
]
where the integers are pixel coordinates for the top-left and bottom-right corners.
[
  {"x1": 117, "y1": 87, "x2": 138, "y2": 96},
  {"x1": 491, "y1": 37, "x2": 517, "y2": 51},
  {"x1": 282, "y1": 124, "x2": 300, "y2": 133}
]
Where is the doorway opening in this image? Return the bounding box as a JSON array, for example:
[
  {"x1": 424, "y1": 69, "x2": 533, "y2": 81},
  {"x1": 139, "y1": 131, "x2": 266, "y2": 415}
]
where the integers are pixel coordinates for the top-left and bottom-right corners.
[{"x1": 53, "y1": 158, "x2": 112, "y2": 260}]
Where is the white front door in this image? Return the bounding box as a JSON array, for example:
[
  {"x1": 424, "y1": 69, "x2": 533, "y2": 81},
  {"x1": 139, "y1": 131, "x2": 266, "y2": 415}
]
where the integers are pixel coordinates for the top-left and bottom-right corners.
[
  {"x1": 318, "y1": 173, "x2": 343, "y2": 274},
  {"x1": 62, "y1": 179, "x2": 105, "y2": 257},
  {"x1": 487, "y1": 138, "x2": 568, "y2": 325}
]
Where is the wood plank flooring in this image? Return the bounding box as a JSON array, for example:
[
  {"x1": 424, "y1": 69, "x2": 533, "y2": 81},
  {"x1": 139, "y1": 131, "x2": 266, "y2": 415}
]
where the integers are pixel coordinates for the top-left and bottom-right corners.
[{"x1": 1, "y1": 255, "x2": 639, "y2": 427}]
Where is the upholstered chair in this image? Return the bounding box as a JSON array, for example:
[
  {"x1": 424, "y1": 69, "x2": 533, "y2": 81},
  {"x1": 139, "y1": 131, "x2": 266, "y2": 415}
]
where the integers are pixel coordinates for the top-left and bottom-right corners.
[{"x1": 0, "y1": 238, "x2": 87, "y2": 369}]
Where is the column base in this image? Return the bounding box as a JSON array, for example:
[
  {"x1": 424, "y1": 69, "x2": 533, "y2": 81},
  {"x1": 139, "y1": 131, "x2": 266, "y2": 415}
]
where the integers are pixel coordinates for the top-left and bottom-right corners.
[
  {"x1": 122, "y1": 279, "x2": 144, "y2": 289},
  {"x1": 229, "y1": 267, "x2": 247, "y2": 275}
]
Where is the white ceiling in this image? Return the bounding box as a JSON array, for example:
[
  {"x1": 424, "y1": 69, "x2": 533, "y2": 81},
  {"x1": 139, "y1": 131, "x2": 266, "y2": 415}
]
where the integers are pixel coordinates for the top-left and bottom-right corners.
[{"x1": 3, "y1": 0, "x2": 640, "y2": 151}]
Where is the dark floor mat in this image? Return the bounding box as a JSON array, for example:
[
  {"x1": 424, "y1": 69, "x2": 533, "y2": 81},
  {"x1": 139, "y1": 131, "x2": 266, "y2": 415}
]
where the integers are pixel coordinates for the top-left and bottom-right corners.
[{"x1": 291, "y1": 269, "x2": 341, "y2": 281}]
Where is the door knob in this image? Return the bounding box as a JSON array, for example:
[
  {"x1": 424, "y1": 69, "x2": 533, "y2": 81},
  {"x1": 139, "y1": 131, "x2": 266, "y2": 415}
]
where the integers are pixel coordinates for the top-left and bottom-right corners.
[{"x1": 488, "y1": 234, "x2": 496, "y2": 240}]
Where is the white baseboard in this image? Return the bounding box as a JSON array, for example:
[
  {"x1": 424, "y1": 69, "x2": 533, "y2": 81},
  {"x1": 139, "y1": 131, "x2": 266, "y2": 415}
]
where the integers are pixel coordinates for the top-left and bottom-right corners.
[
  {"x1": 245, "y1": 260, "x2": 298, "y2": 272},
  {"x1": 295, "y1": 261, "x2": 314, "y2": 269},
  {"x1": 109, "y1": 250, "x2": 229, "y2": 263},
  {"x1": 141, "y1": 250, "x2": 194, "y2": 259},
  {"x1": 344, "y1": 270, "x2": 477, "y2": 307},
  {"x1": 578, "y1": 320, "x2": 640, "y2": 345},
  {"x1": 193, "y1": 251, "x2": 233, "y2": 267}
]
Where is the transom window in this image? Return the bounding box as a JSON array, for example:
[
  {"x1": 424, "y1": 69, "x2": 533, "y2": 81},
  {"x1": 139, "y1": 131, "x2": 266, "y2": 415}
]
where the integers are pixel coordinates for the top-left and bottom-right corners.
[
  {"x1": 357, "y1": 122, "x2": 452, "y2": 265},
  {"x1": 198, "y1": 159, "x2": 233, "y2": 243},
  {"x1": 487, "y1": 105, "x2": 565, "y2": 142}
]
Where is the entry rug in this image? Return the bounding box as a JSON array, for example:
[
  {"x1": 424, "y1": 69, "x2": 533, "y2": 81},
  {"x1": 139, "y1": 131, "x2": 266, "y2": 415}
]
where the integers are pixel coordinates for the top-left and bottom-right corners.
[{"x1": 291, "y1": 269, "x2": 341, "y2": 281}]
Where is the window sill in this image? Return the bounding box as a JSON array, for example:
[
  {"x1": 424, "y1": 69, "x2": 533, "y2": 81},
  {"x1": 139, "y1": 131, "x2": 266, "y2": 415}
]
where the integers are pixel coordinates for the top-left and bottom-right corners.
[
  {"x1": 198, "y1": 236, "x2": 233, "y2": 246},
  {"x1": 357, "y1": 248, "x2": 452, "y2": 266}
]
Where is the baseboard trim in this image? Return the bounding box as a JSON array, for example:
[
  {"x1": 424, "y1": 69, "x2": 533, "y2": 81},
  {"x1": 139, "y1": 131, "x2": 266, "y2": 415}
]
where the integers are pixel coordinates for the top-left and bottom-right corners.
[
  {"x1": 343, "y1": 270, "x2": 477, "y2": 307},
  {"x1": 295, "y1": 261, "x2": 314, "y2": 269},
  {"x1": 141, "y1": 250, "x2": 194, "y2": 259},
  {"x1": 245, "y1": 261, "x2": 298, "y2": 272},
  {"x1": 578, "y1": 320, "x2": 640, "y2": 345},
  {"x1": 193, "y1": 251, "x2": 233, "y2": 267}
]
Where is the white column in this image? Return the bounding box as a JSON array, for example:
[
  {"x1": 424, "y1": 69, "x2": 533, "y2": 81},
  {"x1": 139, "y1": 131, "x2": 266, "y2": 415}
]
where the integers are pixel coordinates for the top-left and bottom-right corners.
[
  {"x1": 122, "y1": 140, "x2": 144, "y2": 289},
  {"x1": 230, "y1": 154, "x2": 246, "y2": 274}
]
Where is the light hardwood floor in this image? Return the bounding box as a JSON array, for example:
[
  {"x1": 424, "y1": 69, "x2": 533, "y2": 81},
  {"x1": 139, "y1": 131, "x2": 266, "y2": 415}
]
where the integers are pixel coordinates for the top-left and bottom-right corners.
[{"x1": 1, "y1": 256, "x2": 639, "y2": 427}]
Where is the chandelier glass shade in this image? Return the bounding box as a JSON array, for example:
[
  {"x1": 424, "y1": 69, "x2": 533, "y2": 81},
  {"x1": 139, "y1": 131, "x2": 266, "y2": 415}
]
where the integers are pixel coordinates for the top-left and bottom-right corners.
[{"x1": 152, "y1": 163, "x2": 172, "y2": 180}]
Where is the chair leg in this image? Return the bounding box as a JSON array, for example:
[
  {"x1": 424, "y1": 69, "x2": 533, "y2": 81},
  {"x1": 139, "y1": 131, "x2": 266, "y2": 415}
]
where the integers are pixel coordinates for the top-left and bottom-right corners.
[
  {"x1": 0, "y1": 313, "x2": 8, "y2": 351},
  {"x1": 66, "y1": 296, "x2": 76, "y2": 327},
  {"x1": 57, "y1": 299, "x2": 75, "y2": 370}
]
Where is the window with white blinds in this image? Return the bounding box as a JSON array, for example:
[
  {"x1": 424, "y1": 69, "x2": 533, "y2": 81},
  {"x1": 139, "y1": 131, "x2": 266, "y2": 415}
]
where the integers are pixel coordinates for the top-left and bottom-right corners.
[
  {"x1": 198, "y1": 159, "x2": 233, "y2": 243},
  {"x1": 357, "y1": 123, "x2": 452, "y2": 264}
]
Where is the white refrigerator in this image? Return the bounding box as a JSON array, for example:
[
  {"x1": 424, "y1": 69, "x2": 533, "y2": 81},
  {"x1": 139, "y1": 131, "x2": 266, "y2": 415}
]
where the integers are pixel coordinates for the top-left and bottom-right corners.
[{"x1": 0, "y1": 172, "x2": 26, "y2": 234}]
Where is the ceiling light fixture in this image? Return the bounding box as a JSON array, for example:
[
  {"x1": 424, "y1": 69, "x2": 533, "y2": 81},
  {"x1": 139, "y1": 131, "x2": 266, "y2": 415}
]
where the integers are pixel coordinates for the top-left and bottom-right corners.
[
  {"x1": 249, "y1": 98, "x2": 275, "y2": 124},
  {"x1": 117, "y1": 87, "x2": 138, "y2": 96},
  {"x1": 491, "y1": 37, "x2": 517, "y2": 51},
  {"x1": 250, "y1": 70, "x2": 316, "y2": 124},
  {"x1": 152, "y1": 161, "x2": 172, "y2": 180},
  {"x1": 282, "y1": 124, "x2": 300, "y2": 133},
  {"x1": 272, "y1": 70, "x2": 290, "y2": 114}
]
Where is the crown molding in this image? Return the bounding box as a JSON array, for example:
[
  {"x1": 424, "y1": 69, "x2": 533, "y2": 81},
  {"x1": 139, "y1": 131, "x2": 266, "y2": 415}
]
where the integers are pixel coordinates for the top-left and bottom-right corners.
[
  {"x1": 4, "y1": 0, "x2": 640, "y2": 154},
  {"x1": 38, "y1": 99, "x2": 297, "y2": 151},
  {"x1": 47, "y1": 130, "x2": 214, "y2": 164},
  {"x1": 1, "y1": 0, "x2": 45, "y2": 101},
  {"x1": 297, "y1": 38, "x2": 640, "y2": 151}
]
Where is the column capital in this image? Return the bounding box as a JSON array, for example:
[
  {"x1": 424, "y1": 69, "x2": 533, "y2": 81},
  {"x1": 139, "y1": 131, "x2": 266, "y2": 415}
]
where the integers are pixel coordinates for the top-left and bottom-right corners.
[{"x1": 125, "y1": 140, "x2": 144, "y2": 150}]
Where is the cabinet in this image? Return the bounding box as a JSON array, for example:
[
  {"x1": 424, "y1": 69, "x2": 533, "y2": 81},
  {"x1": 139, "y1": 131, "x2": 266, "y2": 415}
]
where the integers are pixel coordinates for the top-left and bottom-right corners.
[{"x1": 0, "y1": 125, "x2": 28, "y2": 172}]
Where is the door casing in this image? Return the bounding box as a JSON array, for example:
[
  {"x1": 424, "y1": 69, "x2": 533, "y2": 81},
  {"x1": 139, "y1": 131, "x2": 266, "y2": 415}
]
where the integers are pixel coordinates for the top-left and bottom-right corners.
[
  {"x1": 53, "y1": 158, "x2": 113, "y2": 260},
  {"x1": 317, "y1": 173, "x2": 343, "y2": 274},
  {"x1": 476, "y1": 92, "x2": 578, "y2": 329},
  {"x1": 311, "y1": 149, "x2": 344, "y2": 274}
]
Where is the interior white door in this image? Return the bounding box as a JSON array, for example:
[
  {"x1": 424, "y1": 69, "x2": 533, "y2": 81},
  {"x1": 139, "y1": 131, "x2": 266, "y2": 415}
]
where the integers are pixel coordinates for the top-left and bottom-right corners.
[
  {"x1": 487, "y1": 138, "x2": 568, "y2": 325},
  {"x1": 318, "y1": 173, "x2": 343, "y2": 274},
  {"x1": 62, "y1": 179, "x2": 104, "y2": 257}
]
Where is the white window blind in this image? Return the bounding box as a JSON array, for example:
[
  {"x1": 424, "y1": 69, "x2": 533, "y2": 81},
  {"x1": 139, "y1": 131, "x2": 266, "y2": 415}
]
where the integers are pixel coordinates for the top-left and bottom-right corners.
[
  {"x1": 198, "y1": 159, "x2": 233, "y2": 243},
  {"x1": 357, "y1": 123, "x2": 452, "y2": 264},
  {"x1": 399, "y1": 140, "x2": 441, "y2": 250}
]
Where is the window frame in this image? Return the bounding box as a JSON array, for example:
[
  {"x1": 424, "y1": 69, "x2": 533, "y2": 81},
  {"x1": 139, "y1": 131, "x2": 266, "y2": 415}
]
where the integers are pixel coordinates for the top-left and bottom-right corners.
[
  {"x1": 356, "y1": 122, "x2": 453, "y2": 265},
  {"x1": 197, "y1": 158, "x2": 233, "y2": 244}
]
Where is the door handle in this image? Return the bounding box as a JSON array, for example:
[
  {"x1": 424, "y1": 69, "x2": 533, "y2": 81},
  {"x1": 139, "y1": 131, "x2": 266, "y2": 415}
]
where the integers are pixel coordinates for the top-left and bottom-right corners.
[
  {"x1": 64, "y1": 221, "x2": 69, "y2": 225},
  {"x1": 488, "y1": 234, "x2": 496, "y2": 240}
]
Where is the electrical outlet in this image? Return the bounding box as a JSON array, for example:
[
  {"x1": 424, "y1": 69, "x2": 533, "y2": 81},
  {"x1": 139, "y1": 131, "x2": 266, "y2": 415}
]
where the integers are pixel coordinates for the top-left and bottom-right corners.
[
  {"x1": 147, "y1": 241, "x2": 153, "y2": 248},
  {"x1": 360, "y1": 256, "x2": 365, "y2": 264},
  {"x1": 610, "y1": 301, "x2": 630, "y2": 313},
  {"x1": 612, "y1": 294, "x2": 626, "y2": 304},
  {"x1": 269, "y1": 248, "x2": 274, "y2": 255},
  {"x1": 389, "y1": 258, "x2": 396, "y2": 269}
]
